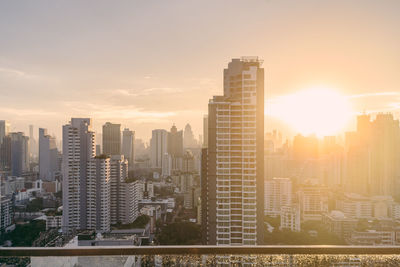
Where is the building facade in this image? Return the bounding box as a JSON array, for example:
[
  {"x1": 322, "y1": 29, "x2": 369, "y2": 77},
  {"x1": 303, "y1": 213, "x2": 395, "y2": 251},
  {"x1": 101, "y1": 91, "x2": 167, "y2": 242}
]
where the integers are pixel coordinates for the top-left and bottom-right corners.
[
  {"x1": 121, "y1": 128, "x2": 135, "y2": 171},
  {"x1": 39, "y1": 128, "x2": 59, "y2": 181},
  {"x1": 62, "y1": 118, "x2": 96, "y2": 233},
  {"x1": 202, "y1": 57, "x2": 264, "y2": 245},
  {"x1": 102, "y1": 122, "x2": 121, "y2": 156},
  {"x1": 150, "y1": 129, "x2": 168, "y2": 169}
]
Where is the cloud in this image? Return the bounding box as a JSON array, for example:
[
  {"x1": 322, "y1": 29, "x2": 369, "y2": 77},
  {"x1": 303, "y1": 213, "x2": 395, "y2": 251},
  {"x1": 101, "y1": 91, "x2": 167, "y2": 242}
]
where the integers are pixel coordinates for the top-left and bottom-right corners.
[
  {"x1": 60, "y1": 100, "x2": 176, "y2": 123},
  {"x1": 0, "y1": 107, "x2": 57, "y2": 117},
  {"x1": 0, "y1": 67, "x2": 39, "y2": 79},
  {"x1": 348, "y1": 92, "x2": 400, "y2": 99}
]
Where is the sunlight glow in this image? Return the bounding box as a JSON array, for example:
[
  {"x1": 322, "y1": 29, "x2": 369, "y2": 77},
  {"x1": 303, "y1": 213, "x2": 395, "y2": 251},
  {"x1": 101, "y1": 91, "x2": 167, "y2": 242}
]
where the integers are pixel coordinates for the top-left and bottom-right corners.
[{"x1": 268, "y1": 87, "x2": 353, "y2": 137}]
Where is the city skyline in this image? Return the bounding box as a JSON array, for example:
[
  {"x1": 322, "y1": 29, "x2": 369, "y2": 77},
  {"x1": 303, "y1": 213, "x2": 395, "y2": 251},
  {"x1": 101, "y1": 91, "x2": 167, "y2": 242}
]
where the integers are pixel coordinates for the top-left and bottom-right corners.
[{"x1": 2, "y1": 0, "x2": 400, "y2": 140}]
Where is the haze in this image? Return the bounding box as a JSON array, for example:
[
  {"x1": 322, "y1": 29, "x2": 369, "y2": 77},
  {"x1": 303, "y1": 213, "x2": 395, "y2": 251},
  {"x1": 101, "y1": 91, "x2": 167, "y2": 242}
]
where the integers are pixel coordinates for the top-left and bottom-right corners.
[{"x1": 1, "y1": 0, "x2": 400, "y2": 141}]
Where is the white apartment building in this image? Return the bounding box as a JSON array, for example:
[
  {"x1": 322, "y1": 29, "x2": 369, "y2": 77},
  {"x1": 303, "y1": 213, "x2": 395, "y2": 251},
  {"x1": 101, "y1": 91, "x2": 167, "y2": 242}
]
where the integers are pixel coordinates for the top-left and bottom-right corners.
[
  {"x1": 264, "y1": 177, "x2": 292, "y2": 216},
  {"x1": 203, "y1": 57, "x2": 264, "y2": 245},
  {"x1": 298, "y1": 185, "x2": 328, "y2": 221},
  {"x1": 150, "y1": 129, "x2": 168, "y2": 169},
  {"x1": 280, "y1": 205, "x2": 300, "y2": 232},
  {"x1": 86, "y1": 156, "x2": 111, "y2": 232},
  {"x1": 62, "y1": 118, "x2": 96, "y2": 233},
  {"x1": 110, "y1": 155, "x2": 142, "y2": 225}
]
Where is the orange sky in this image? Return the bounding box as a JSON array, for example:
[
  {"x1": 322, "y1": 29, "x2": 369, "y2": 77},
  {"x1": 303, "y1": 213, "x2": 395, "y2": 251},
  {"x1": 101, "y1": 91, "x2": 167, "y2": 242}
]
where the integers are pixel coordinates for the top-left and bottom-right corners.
[{"x1": 1, "y1": 0, "x2": 400, "y2": 142}]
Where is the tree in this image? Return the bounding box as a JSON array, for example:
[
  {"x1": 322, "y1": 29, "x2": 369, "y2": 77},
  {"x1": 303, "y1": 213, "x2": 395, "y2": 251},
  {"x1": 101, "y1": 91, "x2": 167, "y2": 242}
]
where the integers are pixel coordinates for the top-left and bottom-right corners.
[
  {"x1": 157, "y1": 222, "x2": 201, "y2": 245},
  {"x1": 0, "y1": 220, "x2": 46, "y2": 246}
]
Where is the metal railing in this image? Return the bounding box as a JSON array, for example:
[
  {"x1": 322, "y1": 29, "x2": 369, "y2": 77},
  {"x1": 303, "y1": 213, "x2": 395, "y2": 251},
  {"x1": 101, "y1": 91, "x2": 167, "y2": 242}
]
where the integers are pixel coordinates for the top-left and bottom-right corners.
[{"x1": 1, "y1": 246, "x2": 400, "y2": 257}]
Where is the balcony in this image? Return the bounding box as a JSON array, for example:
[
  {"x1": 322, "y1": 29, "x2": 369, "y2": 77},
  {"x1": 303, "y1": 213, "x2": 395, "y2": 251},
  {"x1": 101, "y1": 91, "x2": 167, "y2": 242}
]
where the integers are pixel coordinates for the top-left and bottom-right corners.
[{"x1": 1, "y1": 246, "x2": 400, "y2": 266}]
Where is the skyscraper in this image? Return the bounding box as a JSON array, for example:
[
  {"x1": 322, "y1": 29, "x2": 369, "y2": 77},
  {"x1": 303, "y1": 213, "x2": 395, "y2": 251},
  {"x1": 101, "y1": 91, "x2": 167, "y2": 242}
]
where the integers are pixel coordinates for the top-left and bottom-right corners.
[
  {"x1": 168, "y1": 125, "x2": 183, "y2": 158},
  {"x1": 102, "y1": 122, "x2": 121, "y2": 156},
  {"x1": 150, "y1": 129, "x2": 168, "y2": 169},
  {"x1": 345, "y1": 113, "x2": 400, "y2": 198},
  {"x1": 110, "y1": 155, "x2": 141, "y2": 225},
  {"x1": 121, "y1": 128, "x2": 135, "y2": 171},
  {"x1": 203, "y1": 115, "x2": 208, "y2": 148},
  {"x1": 86, "y1": 155, "x2": 111, "y2": 232},
  {"x1": 39, "y1": 128, "x2": 59, "y2": 181},
  {"x1": 202, "y1": 57, "x2": 264, "y2": 245},
  {"x1": 29, "y1": 124, "x2": 37, "y2": 159},
  {"x1": 0, "y1": 120, "x2": 10, "y2": 146},
  {"x1": 9, "y1": 132, "x2": 29, "y2": 176},
  {"x1": 183, "y1": 123, "x2": 197, "y2": 149},
  {"x1": 62, "y1": 118, "x2": 95, "y2": 232}
]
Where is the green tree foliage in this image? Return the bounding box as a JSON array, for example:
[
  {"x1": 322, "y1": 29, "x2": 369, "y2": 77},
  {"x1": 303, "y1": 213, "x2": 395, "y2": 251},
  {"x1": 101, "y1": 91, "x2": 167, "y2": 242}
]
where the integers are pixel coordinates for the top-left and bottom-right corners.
[
  {"x1": 264, "y1": 220, "x2": 346, "y2": 245},
  {"x1": 113, "y1": 215, "x2": 150, "y2": 229},
  {"x1": 26, "y1": 198, "x2": 43, "y2": 212},
  {"x1": 0, "y1": 220, "x2": 46, "y2": 246},
  {"x1": 157, "y1": 222, "x2": 201, "y2": 245}
]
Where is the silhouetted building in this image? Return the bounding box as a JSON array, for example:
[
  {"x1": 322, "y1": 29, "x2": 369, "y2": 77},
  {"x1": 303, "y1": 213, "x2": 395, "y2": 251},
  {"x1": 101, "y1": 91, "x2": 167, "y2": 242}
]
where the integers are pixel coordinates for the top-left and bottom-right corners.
[
  {"x1": 150, "y1": 129, "x2": 168, "y2": 169},
  {"x1": 39, "y1": 128, "x2": 59, "y2": 181},
  {"x1": 121, "y1": 128, "x2": 135, "y2": 171},
  {"x1": 102, "y1": 122, "x2": 121, "y2": 156}
]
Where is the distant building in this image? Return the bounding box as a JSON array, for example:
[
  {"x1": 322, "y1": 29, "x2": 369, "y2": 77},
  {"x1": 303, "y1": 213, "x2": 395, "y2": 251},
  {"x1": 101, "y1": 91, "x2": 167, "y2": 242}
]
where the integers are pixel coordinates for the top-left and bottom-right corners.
[
  {"x1": 0, "y1": 120, "x2": 10, "y2": 146},
  {"x1": 0, "y1": 196, "x2": 13, "y2": 231},
  {"x1": 121, "y1": 128, "x2": 135, "y2": 171},
  {"x1": 150, "y1": 129, "x2": 168, "y2": 169},
  {"x1": 349, "y1": 230, "x2": 397, "y2": 246},
  {"x1": 39, "y1": 128, "x2": 59, "y2": 181},
  {"x1": 9, "y1": 132, "x2": 29, "y2": 176},
  {"x1": 183, "y1": 124, "x2": 197, "y2": 149},
  {"x1": 168, "y1": 125, "x2": 183, "y2": 158},
  {"x1": 345, "y1": 113, "x2": 400, "y2": 198},
  {"x1": 110, "y1": 155, "x2": 142, "y2": 225},
  {"x1": 264, "y1": 178, "x2": 292, "y2": 216},
  {"x1": 298, "y1": 184, "x2": 328, "y2": 221},
  {"x1": 280, "y1": 205, "x2": 300, "y2": 232},
  {"x1": 46, "y1": 215, "x2": 62, "y2": 230},
  {"x1": 29, "y1": 125, "x2": 38, "y2": 159},
  {"x1": 0, "y1": 135, "x2": 11, "y2": 172},
  {"x1": 62, "y1": 118, "x2": 96, "y2": 233},
  {"x1": 102, "y1": 122, "x2": 121, "y2": 156},
  {"x1": 203, "y1": 115, "x2": 208, "y2": 148},
  {"x1": 86, "y1": 156, "x2": 111, "y2": 232},
  {"x1": 323, "y1": 210, "x2": 357, "y2": 240}
]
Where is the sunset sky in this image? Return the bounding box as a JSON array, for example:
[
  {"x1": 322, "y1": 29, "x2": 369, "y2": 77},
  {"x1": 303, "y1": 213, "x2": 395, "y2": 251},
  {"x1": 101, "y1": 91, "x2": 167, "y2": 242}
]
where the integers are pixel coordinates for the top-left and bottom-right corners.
[{"x1": 1, "y1": 0, "x2": 400, "y2": 142}]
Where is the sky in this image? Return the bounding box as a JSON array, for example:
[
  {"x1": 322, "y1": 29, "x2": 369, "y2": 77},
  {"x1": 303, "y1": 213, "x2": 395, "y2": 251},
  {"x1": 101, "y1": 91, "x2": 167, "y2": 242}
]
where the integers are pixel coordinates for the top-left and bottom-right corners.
[{"x1": 1, "y1": 0, "x2": 400, "y2": 143}]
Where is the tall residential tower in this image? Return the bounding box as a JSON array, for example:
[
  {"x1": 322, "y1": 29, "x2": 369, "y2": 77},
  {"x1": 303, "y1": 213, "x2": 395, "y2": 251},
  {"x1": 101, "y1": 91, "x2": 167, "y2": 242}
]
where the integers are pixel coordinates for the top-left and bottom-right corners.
[{"x1": 202, "y1": 57, "x2": 264, "y2": 245}]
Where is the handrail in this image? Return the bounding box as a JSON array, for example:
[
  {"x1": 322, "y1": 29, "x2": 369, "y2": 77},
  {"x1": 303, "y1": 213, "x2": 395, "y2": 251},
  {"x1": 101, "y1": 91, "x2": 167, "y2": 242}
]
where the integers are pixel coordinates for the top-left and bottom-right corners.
[{"x1": 1, "y1": 246, "x2": 400, "y2": 257}]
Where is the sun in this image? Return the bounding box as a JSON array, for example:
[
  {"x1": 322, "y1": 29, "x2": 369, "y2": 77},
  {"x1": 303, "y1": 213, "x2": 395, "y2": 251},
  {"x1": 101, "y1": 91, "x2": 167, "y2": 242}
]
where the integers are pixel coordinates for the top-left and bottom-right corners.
[{"x1": 268, "y1": 87, "x2": 352, "y2": 137}]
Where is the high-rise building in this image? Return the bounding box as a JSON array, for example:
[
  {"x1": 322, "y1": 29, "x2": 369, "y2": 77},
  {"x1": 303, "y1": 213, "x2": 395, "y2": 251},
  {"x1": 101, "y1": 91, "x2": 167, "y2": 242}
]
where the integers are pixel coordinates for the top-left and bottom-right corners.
[
  {"x1": 202, "y1": 57, "x2": 264, "y2": 245},
  {"x1": 9, "y1": 132, "x2": 29, "y2": 176},
  {"x1": 86, "y1": 155, "x2": 111, "y2": 232},
  {"x1": 168, "y1": 125, "x2": 183, "y2": 158},
  {"x1": 39, "y1": 128, "x2": 59, "y2": 181},
  {"x1": 167, "y1": 124, "x2": 183, "y2": 173},
  {"x1": 121, "y1": 128, "x2": 135, "y2": 171},
  {"x1": 110, "y1": 155, "x2": 141, "y2": 225},
  {"x1": 102, "y1": 122, "x2": 121, "y2": 156},
  {"x1": 203, "y1": 115, "x2": 208, "y2": 148},
  {"x1": 183, "y1": 123, "x2": 197, "y2": 149},
  {"x1": 0, "y1": 135, "x2": 11, "y2": 172},
  {"x1": 0, "y1": 120, "x2": 10, "y2": 146},
  {"x1": 29, "y1": 125, "x2": 37, "y2": 159},
  {"x1": 62, "y1": 118, "x2": 95, "y2": 232},
  {"x1": 345, "y1": 113, "x2": 400, "y2": 198},
  {"x1": 264, "y1": 178, "x2": 292, "y2": 216},
  {"x1": 150, "y1": 129, "x2": 168, "y2": 169},
  {"x1": 0, "y1": 196, "x2": 13, "y2": 231}
]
